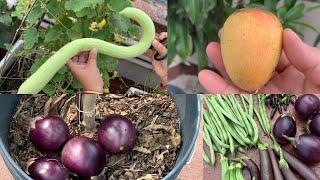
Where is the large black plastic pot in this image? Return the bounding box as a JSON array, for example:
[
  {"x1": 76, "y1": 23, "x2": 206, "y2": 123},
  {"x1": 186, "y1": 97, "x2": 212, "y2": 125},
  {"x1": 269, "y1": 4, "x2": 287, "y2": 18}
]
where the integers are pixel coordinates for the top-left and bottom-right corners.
[{"x1": 0, "y1": 94, "x2": 200, "y2": 180}]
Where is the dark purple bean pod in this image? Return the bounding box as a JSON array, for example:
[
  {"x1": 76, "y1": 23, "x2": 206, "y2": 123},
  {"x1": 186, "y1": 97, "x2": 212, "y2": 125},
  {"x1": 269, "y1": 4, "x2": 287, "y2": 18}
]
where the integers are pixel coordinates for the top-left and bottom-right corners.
[
  {"x1": 274, "y1": 148, "x2": 319, "y2": 180},
  {"x1": 242, "y1": 158, "x2": 261, "y2": 180},
  {"x1": 260, "y1": 149, "x2": 274, "y2": 180}
]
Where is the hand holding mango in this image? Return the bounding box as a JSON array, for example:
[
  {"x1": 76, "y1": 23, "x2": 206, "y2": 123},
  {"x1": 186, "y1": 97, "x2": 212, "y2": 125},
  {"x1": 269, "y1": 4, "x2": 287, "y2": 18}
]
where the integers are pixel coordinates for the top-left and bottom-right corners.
[{"x1": 199, "y1": 8, "x2": 320, "y2": 93}]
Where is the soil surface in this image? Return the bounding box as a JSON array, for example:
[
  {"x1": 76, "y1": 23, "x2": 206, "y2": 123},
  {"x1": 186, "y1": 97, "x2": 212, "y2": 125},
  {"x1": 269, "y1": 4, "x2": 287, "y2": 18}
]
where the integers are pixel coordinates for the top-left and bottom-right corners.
[
  {"x1": 203, "y1": 94, "x2": 320, "y2": 180},
  {"x1": 9, "y1": 93, "x2": 181, "y2": 179}
]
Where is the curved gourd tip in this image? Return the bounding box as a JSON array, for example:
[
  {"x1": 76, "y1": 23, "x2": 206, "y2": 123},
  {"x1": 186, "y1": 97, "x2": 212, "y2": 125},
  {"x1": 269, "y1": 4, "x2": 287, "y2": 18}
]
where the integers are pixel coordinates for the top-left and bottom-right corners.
[{"x1": 18, "y1": 7, "x2": 156, "y2": 94}]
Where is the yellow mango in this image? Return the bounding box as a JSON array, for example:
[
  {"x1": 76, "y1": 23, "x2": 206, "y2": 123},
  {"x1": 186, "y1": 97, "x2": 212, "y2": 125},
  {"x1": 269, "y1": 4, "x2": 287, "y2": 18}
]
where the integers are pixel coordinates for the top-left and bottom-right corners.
[{"x1": 221, "y1": 8, "x2": 283, "y2": 92}]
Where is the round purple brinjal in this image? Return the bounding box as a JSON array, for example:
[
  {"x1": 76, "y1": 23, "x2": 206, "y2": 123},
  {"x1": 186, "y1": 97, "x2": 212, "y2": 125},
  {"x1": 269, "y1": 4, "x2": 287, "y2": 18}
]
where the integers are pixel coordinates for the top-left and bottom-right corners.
[
  {"x1": 309, "y1": 113, "x2": 320, "y2": 137},
  {"x1": 273, "y1": 115, "x2": 297, "y2": 144},
  {"x1": 295, "y1": 94, "x2": 320, "y2": 120},
  {"x1": 61, "y1": 136, "x2": 106, "y2": 177},
  {"x1": 293, "y1": 134, "x2": 320, "y2": 164},
  {"x1": 29, "y1": 116, "x2": 70, "y2": 151},
  {"x1": 27, "y1": 157, "x2": 68, "y2": 180},
  {"x1": 98, "y1": 114, "x2": 136, "y2": 154}
]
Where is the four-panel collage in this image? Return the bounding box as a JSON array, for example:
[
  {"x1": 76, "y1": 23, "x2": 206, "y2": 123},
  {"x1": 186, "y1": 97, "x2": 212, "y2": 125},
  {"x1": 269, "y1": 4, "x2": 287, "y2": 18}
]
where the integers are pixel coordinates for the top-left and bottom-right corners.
[{"x1": 0, "y1": 0, "x2": 320, "y2": 179}]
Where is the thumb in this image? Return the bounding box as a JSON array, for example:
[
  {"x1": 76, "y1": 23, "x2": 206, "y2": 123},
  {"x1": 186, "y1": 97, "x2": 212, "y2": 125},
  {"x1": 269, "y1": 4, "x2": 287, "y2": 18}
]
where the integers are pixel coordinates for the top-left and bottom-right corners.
[
  {"x1": 283, "y1": 28, "x2": 320, "y2": 85},
  {"x1": 87, "y1": 48, "x2": 98, "y2": 67}
]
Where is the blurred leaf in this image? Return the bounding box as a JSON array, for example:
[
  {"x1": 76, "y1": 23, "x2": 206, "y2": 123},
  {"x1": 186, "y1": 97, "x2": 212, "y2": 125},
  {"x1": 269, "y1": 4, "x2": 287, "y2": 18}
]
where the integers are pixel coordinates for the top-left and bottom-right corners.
[
  {"x1": 42, "y1": 84, "x2": 55, "y2": 95},
  {"x1": 52, "y1": 73, "x2": 64, "y2": 82},
  {"x1": 183, "y1": 0, "x2": 217, "y2": 25},
  {"x1": 58, "y1": 67, "x2": 68, "y2": 75},
  {"x1": 284, "y1": 3, "x2": 305, "y2": 21},
  {"x1": 168, "y1": 9, "x2": 177, "y2": 64},
  {"x1": 107, "y1": 0, "x2": 131, "y2": 12},
  {"x1": 305, "y1": 4, "x2": 320, "y2": 13},
  {"x1": 65, "y1": 0, "x2": 103, "y2": 12},
  {"x1": 175, "y1": 19, "x2": 192, "y2": 60},
  {"x1": 71, "y1": 79, "x2": 83, "y2": 89},
  {"x1": 75, "y1": 8, "x2": 96, "y2": 18},
  {"x1": 44, "y1": 29, "x2": 59, "y2": 43},
  {"x1": 245, "y1": 3, "x2": 268, "y2": 11},
  {"x1": 284, "y1": 0, "x2": 296, "y2": 10},
  {"x1": 66, "y1": 23, "x2": 83, "y2": 40},
  {"x1": 46, "y1": 0, "x2": 64, "y2": 18},
  {"x1": 23, "y1": 27, "x2": 39, "y2": 49},
  {"x1": 277, "y1": 7, "x2": 287, "y2": 20},
  {"x1": 290, "y1": 21, "x2": 318, "y2": 33},
  {"x1": 314, "y1": 34, "x2": 320, "y2": 47},
  {"x1": 284, "y1": 23, "x2": 304, "y2": 39},
  {"x1": 30, "y1": 57, "x2": 47, "y2": 74},
  {"x1": 0, "y1": 14, "x2": 12, "y2": 26},
  {"x1": 264, "y1": 0, "x2": 279, "y2": 11},
  {"x1": 26, "y1": 5, "x2": 43, "y2": 24},
  {"x1": 194, "y1": 29, "x2": 207, "y2": 70}
]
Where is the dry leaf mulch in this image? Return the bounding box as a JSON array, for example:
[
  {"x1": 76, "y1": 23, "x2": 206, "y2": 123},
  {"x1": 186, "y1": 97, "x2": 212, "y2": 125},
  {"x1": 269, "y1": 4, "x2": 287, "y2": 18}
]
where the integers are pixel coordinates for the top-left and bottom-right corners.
[{"x1": 9, "y1": 93, "x2": 181, "y2": 180}]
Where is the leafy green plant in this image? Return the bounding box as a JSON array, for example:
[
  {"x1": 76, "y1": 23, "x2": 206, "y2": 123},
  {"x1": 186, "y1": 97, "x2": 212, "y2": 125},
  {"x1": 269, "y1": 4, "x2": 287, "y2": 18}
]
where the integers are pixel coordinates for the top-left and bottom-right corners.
[
  {"x1": 0, "y1": 1, "x2": 17, "y2": 50},
  {"x1": 169, "y1": 0, "x2": 320, "y2": 70},
  {"x1": 10, "y1": 0, "x2": 137, "y2": 94}
]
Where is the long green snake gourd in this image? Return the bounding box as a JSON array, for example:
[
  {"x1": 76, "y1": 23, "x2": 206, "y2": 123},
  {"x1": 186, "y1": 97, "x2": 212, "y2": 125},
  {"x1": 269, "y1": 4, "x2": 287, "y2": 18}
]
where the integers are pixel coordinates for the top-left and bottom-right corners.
[{"x1": 18, "y1": 7, "x2": 155, "y2": 94}]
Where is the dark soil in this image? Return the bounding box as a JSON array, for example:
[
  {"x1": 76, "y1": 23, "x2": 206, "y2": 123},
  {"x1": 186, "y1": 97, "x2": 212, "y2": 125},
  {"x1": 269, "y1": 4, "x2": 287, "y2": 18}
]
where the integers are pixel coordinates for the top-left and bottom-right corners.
[
  {"x1": 9, "y1": 94, "x2": 181, "y2": 179},
  {"x1": 0, "y1": 48, "x2": 6, "y2": 59}
]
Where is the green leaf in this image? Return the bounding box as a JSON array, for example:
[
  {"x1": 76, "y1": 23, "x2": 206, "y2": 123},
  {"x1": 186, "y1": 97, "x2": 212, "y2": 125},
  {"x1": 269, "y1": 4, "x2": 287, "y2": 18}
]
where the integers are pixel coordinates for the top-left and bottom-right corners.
[
  {"x1": 175, "y1": 19, "x2": 192, "y2": 60},
  {"x1": 284, "y1": 0, "x2": 296, "y2": 10},
  {"x1": 290, "y1": 21, "x2": 318, "y2": 33},
  {"x1": 314, "y1": 33, "x2": 320, "y2": 47},
  {"x1": 26, "y1": 6, "x2": 43, "y2": 24},
  {"x1": 305, "y1": 4, "x2": 320, "y2": 13},
  {"x1": 107, "y1": 0, "x2": 131, "y2": 12},
  {"x1": 30, "y1": 57, "x2": 47, "y2": 74},
  {"x1": 109, "y1": 12, "x2": 131, "y2": 35},
  {"x1": 11, "y1": 0, "x2": 28, "y2": 19},
  {"x1": 46, "y1": 0, "x2": 64, "y2": 18},
  {"x1": 0, "y1": 14, "x2": 12, "y2": 26},
  {"x1": 277, "y1": 7, "x2": 287, "y2": 20},
  {"x1": 42, "y1": 84, "x2": 55, "y2": 95},
  {"x1": 194, "y1": 29, "x2": 207, "y2": 70},
  {"x1": 66, "y1": 23, "x2": 83, "y2": 40},
  {"x1": 23, "y1": 27, "x2": 39, "y2": 49},
  {"x1": 65, "y1": 0, "x2": 104, "y2": 12},
  {"x1": 52, "y1": 73, "x2": 65, "y2": 82},
  {"x1": 284, "y1": 23, "x2": 304, "y2": 39},
  {"x1": 106, "y1": 58, "x2": 118, "y2": 71},
  {"x1": 75, "y1": 8, "x2": 96, "y2": 18},
  {"x1": 183, "y1": 0, "x2": 217, "y2": 26},
  {"x1": 44, "y1": 29, "x2": 59, "y2": 43},
  {"x1": 284, "y1": 3, "x2": 305, "y2": 21},
  {"x1": 264, "y1": 0, "x2": 279, "y2": 11},
  {"x1": 167, "y1": 13, "x2": 176, "y2": 64},
  {"x1": 58, "y1": 67, "x2": 68, "y2": 75},
  {"x1": 71, "y1": 79, "x2": 83, "y2": 89}
]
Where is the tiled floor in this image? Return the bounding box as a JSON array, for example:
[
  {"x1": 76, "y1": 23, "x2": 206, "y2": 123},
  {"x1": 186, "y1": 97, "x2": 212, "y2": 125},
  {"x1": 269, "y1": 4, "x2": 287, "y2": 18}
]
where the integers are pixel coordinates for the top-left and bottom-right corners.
[{"x1": 0, "y1": 154, "x2": 13, "y2": 180}]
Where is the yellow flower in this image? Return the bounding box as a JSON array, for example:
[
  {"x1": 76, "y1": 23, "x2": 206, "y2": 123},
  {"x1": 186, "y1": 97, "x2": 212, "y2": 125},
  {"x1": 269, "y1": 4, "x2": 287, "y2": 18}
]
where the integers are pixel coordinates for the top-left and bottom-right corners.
[
  {"x1": 23, "y1": 0, "x2": 32, "y2": 4},
  {"x1": 89, "y1": 22, "x2": 98, "y2": 31},
  {"x1": 114, "y1": 35, "x2": 122, "y2": 43},
  {"x1": 98, "y1": 19, "x2": 107, "y2": 29}
]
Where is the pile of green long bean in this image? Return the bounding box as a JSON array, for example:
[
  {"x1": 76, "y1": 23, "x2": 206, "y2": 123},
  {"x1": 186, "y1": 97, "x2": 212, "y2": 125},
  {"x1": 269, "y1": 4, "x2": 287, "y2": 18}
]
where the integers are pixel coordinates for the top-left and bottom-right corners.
[{"x1": 203, "y1": 94, "x2": 272, "y2": 180}]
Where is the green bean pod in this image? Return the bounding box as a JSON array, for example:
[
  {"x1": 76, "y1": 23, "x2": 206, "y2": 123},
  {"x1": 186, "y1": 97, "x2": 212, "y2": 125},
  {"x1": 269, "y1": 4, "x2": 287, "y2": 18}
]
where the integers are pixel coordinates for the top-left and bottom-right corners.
[{"x1": 18, "y1": 7, "x2": 155, "y2": 94}]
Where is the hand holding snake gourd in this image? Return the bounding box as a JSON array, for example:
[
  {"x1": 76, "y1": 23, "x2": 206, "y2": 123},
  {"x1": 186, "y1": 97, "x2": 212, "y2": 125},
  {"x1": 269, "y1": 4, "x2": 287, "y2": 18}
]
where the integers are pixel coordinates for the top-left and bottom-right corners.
[{"x1": 18, "y1": 7, "x2": 155, "y2": 94}]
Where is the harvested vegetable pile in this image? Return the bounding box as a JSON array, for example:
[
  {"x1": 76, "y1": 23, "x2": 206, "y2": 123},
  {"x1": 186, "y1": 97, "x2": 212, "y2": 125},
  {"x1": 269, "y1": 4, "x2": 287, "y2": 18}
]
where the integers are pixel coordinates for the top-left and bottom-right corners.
[
  {"x1": 203, "y1": 94, "x2": 320, "y2": 180},
  {"x1": 9, "y1": 94, "x2": 181, "y2": 179}
]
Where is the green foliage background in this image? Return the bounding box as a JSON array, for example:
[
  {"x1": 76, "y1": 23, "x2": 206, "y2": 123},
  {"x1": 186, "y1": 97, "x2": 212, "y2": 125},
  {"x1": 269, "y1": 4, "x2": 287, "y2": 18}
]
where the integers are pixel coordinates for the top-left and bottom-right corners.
[
  {"x1": 168, "y1": 0, "x2": 320, "y2": 70},
  {"x1": 9, "y1": 0, "x2": 137, "y2": 94}
]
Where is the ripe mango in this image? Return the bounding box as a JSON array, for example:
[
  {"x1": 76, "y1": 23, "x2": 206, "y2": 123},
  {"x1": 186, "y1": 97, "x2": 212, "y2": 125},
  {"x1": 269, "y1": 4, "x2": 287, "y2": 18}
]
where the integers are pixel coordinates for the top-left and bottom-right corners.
[{"x1": 220, "y1": 8, "x2": 283, "y2": 92}]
